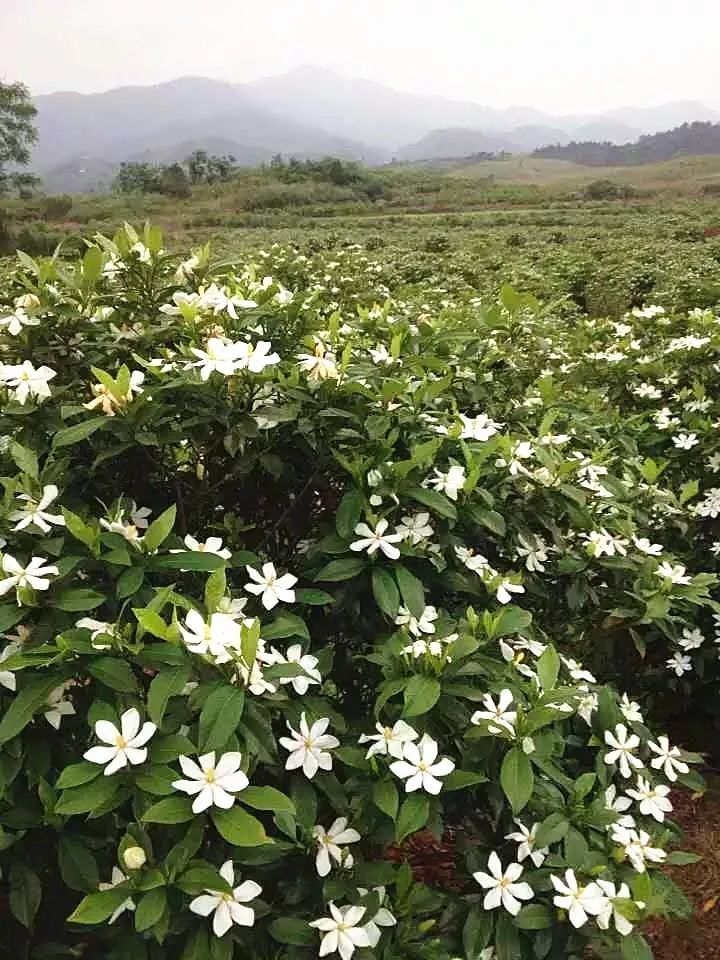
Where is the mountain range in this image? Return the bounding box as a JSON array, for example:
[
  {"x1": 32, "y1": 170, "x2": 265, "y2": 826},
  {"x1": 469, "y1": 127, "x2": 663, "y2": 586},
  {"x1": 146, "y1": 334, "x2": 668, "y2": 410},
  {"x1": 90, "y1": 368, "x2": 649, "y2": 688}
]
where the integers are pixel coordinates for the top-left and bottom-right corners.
[{"x1": 29, "y1": 67, "x2": 720, "y2": 191}]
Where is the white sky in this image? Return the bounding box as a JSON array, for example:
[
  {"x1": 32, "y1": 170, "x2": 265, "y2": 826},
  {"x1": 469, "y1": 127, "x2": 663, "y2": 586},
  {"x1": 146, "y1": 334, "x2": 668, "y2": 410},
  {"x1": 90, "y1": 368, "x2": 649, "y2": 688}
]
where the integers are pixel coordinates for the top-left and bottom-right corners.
[{"x1": 2, "y1": 0, "x2": 718, "y2": 113}]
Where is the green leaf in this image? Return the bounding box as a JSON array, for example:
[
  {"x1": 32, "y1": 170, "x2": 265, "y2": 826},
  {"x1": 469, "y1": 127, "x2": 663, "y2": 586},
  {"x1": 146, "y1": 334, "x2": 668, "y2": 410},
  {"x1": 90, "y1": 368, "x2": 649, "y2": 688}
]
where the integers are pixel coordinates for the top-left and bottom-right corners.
[
  {"x1": 56, "y1": 761, "x2": 102, "y2": 789},
  {"x1": 0, "y1": 673, "x2": 65, "y2": 744},
  {"x1": 135, "y1": 888, "x2": 168, "y2": 932},
  {"x1": 372, "y1": 567, "x2": 400, "y2": 619},
  {"x1": 240, "y1": 785, "x2": 294, "y2": 814},
  {"x1": 537, "y1": 644, "x2": 560, "y2": 691},
  {"x1": 147, "y1": 666, "x2": 191, "y2": 725},
  {"x1": 493, "y1": 605, "x2": 532, "y2": 637},
  {"x1": 402, "y1": 675, "x2": 441, "y2": 717},
  {"x1": 88, "y1": 657, "x2": 137, "y2": 692},
  {"x1": 54, "y1": 588, "x2": 106, "y2": 612},
  {"x1": 176, "y1": 867, "x2": 232, "y2": 895},
  {"x1": 198, "y1": 685, "x2": 245, "y2": 752},
  {"x1": 316, "y1": 557, "x2": 367, "y2": 581},
  {"x1": 534, "y1": 812, "x2": 569, "y2": 849},
  {"x1": 335, "y1": 489, "x2": 364, "y2": 539},
  {"x1": 58, "y1": 836, "x2": 99, "y2": 892},
  {"x1": 62, "y1": 508, "x2": 98, "y2": 549},
  {"x1": 463, "y1": 905, "x2": 494, "y2": 959},
  {"x1": 10, "y1": 864, "x2": 41, "y2": 928},
  {"x1": 165, "y1": 821, "x2": 204, "y2": 879},
  {"x1": 514, "y1": 904, "x2": 553, "y2": 929},
  {"x1": 150, "y1": 733, "x2": 196, "y2": 764},
  {"x1": 212, "y1": 806, "x2": 267, "y2": 846},
  {"x1": 269, "y1": 917, "x2": 315, "y2": 946},
  {"x1": 68, "y1": 888, "x2": 133, "y2": 925},
  {"x1": 53, "y1": 417, "x2": 107, "y2": 449},
  {"x1": 373, "y1": 779, "x2": 399, "y2": 819},
  {"x1": 500, "y1": 748, "x2": 534, "y2": 814},
  {"x1": 10, "y1": 441, "x2": 39, "y2": 480},
  {"x1": 142, "y1": 797, "x2": 194, "y2": 824},
  {"x1": 620, "y1": 932, "x2": 653, "y2": 960},
  {"x1": 204, "y1": 567, "x2": 227, "y2": 613},
  {"x1": 154, "y1": 552, "x2": 225, "y2": 571},
  {"x1": 135, "y1": 765, "x2": 178, "y2": 796},
  {"x1": 469, "y1": 506, "x2": 506, "y2": 536},
  {"x1": 395, "y1": 565, "x2": 425, "y2": 619},
  {"x1": 443, "y1": 770, "x2": 488, "y2": 791},
  {"x1": 405, "y1": 486, "x2": 457, "y2": 520},
  {"x1": 294, "y1": 588, "x2": 334, "y2": 605},
  {"x1": 262, "y1": 612, "x2": 310, "y2": 641},
  {"x1": 55, "y1": 776, "x2": 119, "y2": 815},
  {"x1": 133, "y1": 607, "x2": 169, "y2": 640},
  {"x1": 396, "y1": 793, "x2": 429, "y2": 842},
  {"x1": 143, "y1": 505, "x2": 177, "y2": 552},
  {"x1": 117, "y1": 565, "x2": 145, "y2": 599}
]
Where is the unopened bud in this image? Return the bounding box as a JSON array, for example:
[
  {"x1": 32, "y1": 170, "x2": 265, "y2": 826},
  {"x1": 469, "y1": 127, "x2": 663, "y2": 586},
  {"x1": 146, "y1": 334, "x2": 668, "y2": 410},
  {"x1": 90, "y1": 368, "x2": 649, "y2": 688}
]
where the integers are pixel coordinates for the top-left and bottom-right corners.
[{"x1": 123, "y1": 846, "x2": 146, "y2": 870}]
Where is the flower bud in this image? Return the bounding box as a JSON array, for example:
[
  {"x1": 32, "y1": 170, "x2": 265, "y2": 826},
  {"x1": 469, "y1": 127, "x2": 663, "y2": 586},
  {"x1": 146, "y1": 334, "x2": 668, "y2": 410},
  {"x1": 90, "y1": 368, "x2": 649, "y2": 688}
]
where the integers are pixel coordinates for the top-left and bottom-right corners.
[
  {"x1": 522, "y1": 736, "x2": 536, "y2": 755},
  {"x1": 15, "y1": 293, "x2": 40, "y2": 310},
  {"x1": 123, "y1": 846, "x2": 146, "y2": 870}
]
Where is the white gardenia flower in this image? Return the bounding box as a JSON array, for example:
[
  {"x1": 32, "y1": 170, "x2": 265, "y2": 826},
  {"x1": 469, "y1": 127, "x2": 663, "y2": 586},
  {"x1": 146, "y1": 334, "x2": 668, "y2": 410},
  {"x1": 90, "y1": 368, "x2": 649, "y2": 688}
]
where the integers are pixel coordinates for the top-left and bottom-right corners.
[
  {"x1": 619, "y1": 693, "x2": 644, "y2": 724},
  {"x1": 179, "y1": 535, "x2": 232, "y2": 559},
  {"x1": 632, "y1": 536, "x2": 663, "y2": 556},
  {"x1": 274, "y1": 643, "x2": 322, "y2": 695},
  {"x1": 562, "y1": 657, "x2": 596, "y2": 683},
  {"x1": 44, "y1": 683, "x2": 76, "y2": 729},
  {"x1": 505, "y1": 821, "x2": 549, "y2": 867},
  {"x1": 356, "y1": 886, "x2": 396, "y2": 946},
  {"x1": 677, "y1": 627, "x2": 704, "y2": 650},
  {"x1": 244, "y1": 562, "x2": 297, "y2": 610},
  {"x1": 280, "y1": 712, "x2": 339, "y2": 779},
  {"x1": 359, "y1": 720, "x2": 418, "y2": 759},
  {"x1": 298, "y1": 345, "x2": 339, "y2": 381},
  {"x1": 189, "y1": 860, "x2": 261, "y2": 938},
  {"x1": 235, "y1": 340, "x2": 280, "y2": 373},
  {"x1": 83, "y1": 708, "x2": 156, "y2": 775},
  {"x1": 179, "y1": 609, "x2": 241, "y2": 663},
  {"x1": 396, "y1": 512, "x2": 433, "y2": 545},
  {"x1": 9, "y1": 485, "x2": 65, "y2": 533},
  {"x1": 596, "y1": 880, "x2": 642, "y2": 936},
  {"x1": 395, "y1": 604, "x2": 438, "y2": 636},
  {"x1": 313, "y1": 818, "x2": 361, "y2": 877},
  {"x1": 647, "y1": 736, "x2": 689, "y2": 782},
  {"x1": 516, "y1": 534, "x2": 549, "y2": 573},
  {"x1": 654, "y1": 561, "x2": 691, "y2": 585},
  {"x1": 459, "y1": 413, "x2": 503, "y2": 441},
  {"x1": 427, "y1": 465, "x2": 466, "y2": 500},
  {"x1": 389, "y1": 733, "x2": 455, "y2": 794},
  {"x1": 473, "y1": 852, "x2": 534, "y2": 916},
  {"x1": 626, "y1": 776, "x2": 673, "y2": 823},
  {"x1": 0, "y1": 641, "x2": 20, "y2": 691},
  {"x1": 577, "y1": 690, "x2": 599, "y2": 724},
  {"x1": 191, "y1": 338, "x2": 240, "y2": 380},
  {"x1": 495, "y1": 579, "x2": 525, "y2": 605},
  {"x1": 583, "y1": 528, "x2": 628, "y2": 558},
  {"x1": 551, "y1": 870, "x2": 608, "y2": 928},
  {"x1": 610, "y1": 826, "x2": 667, "y2": 873},
  {"x1": 76, "y1": 617, "x2": 118, "y2": 650},
  {"x1": 309, "y1": 903, "x2": 370, "y2": 960},
  {"x1": 172, "y1": 751, "x2": 249, "y2": 813},
  {"x1": 0, "y1": 555, "x2": 59, "y2": 597},
  {"x1": 672, "y1": 432, "x2": 698, "y2": 450},
  {"x1": 99, "y1": 867, "x2": 135, "y2": 923},
  {"x1": 0, "y1": 306, "x2": 40, "y2": 336},
  {"x1": 350, "y1": 519, "x2": 402, "y2": 560},
  {"x1": 605, "y1": 785, "x2": 635, "y2": 828},
  {"x1": 0, "y1": 360, "x2": 56, "y2": 403},
  {"x1": 666, "y1": 652, "x2": 692, "y2": 677},
  {"x1": 604, "y1": 724, "x2": 643, "y2": 778},
  {"x1": 471, "y1": 689, "x2": 517, "y2": 736}
]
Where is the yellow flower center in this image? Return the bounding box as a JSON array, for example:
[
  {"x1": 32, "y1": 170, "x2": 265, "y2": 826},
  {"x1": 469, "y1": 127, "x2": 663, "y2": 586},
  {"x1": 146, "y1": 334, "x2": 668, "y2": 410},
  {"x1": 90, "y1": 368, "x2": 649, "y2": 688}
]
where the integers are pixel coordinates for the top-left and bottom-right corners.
[
  {"x1": 418, "y1": 761, "x2": 428, "y2": 772},
  {"x1": 115, "y1": 735, "x2": 128, "y2": 749},
  {"x1": 204, "y1": 769, "x2": 217, "y2": 783}
]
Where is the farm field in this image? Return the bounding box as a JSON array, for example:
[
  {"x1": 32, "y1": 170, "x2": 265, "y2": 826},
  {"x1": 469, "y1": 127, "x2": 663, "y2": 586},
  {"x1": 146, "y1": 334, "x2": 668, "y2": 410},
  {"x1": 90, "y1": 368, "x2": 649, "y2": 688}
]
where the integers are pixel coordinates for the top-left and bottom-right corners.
[{"x1": 1, "y1": 173, "x2": 720, "y2": 960}]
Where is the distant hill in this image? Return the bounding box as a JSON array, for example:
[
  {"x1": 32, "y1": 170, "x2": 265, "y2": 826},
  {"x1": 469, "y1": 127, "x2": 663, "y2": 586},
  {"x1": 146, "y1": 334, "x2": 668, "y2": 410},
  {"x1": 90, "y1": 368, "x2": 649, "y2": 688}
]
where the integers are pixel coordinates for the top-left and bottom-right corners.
[
  {"x1": 533, "y1": 121, "x2": 720, "y2": 166},
  {"x1": 28, "y1": 69, "x2": 720, "y2": 191}
]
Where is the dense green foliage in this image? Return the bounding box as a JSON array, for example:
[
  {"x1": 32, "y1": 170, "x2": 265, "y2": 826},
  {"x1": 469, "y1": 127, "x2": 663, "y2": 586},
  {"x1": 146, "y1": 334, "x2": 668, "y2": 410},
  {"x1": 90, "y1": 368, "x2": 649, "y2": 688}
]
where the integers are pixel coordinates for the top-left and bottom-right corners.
[
  {"x1": 534, "y1": 121, "x2": 720, "y2": 167},
  {"x1": 0, "y1": 220, "x2": 716, "y2": 960},
  {"x1": 0, "y1": 80, "x2": 39, "y2": 197}
]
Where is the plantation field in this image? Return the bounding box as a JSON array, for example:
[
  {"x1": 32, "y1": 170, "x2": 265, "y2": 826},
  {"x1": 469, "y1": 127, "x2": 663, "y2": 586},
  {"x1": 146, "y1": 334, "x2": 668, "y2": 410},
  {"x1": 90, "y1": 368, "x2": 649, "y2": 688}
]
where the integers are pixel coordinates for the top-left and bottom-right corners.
[{"x1": 0, "y1": 180, "x2": 720, "y2": 960}]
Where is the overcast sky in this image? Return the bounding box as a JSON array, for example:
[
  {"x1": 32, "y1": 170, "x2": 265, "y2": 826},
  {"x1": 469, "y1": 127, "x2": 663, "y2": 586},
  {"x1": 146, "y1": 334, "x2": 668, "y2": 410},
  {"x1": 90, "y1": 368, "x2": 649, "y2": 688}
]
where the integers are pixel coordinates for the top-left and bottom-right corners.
[{"x1": 2, "y1": 0, "x2": 718, "y2": 113}]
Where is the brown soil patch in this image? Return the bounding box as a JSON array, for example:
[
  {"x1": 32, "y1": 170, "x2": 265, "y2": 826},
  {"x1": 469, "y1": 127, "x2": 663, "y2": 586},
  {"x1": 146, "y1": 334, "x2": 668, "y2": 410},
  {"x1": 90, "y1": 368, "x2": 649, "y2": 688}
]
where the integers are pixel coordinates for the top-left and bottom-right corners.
[{"x1": 646, "y1": 785, "x2": 720, "y2": 960}]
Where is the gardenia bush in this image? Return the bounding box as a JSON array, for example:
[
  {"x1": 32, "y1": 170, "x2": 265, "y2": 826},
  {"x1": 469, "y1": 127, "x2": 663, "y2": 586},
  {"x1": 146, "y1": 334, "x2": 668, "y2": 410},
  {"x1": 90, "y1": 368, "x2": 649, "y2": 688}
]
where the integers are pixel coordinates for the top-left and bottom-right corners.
[{"x1": 0, "y1": 223, "x2": 714, "y2": 960}]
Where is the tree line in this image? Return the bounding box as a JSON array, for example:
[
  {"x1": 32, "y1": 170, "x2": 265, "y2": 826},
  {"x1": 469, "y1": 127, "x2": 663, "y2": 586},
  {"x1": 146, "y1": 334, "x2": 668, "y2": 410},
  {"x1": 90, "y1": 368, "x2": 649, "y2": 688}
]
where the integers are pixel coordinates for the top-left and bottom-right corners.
[{"x1": 533, "y1": 121, "x2": 720, "y2": 166}]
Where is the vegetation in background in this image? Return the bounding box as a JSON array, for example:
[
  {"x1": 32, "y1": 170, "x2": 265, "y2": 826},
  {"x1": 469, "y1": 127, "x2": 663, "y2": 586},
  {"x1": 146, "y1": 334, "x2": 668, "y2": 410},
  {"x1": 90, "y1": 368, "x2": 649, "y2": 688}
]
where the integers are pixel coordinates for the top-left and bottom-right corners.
[{"x1": 0, "y1": 80, "x2": 40, "y2": 197}]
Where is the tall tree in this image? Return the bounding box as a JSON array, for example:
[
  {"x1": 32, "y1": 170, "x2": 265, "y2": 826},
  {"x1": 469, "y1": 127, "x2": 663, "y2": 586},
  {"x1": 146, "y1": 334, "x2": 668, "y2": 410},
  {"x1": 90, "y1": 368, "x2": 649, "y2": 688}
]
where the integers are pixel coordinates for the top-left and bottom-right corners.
[{"x1": 0, "y1": 80, "x2": 39, "y2": 195}]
